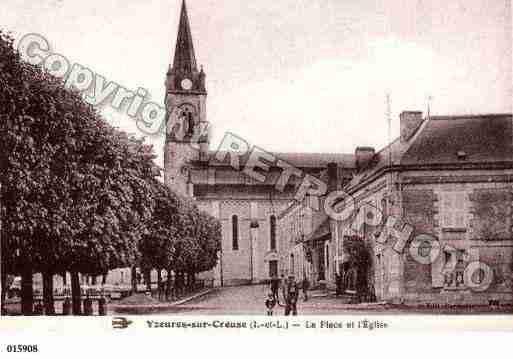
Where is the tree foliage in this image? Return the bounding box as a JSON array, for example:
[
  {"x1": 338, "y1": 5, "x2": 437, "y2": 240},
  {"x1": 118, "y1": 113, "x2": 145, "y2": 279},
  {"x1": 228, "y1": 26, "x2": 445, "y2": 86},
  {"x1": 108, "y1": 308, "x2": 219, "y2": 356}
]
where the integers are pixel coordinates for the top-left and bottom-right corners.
[
  {"x1": 139, "y1": 184, "x2": 222, "y2": 281},
  {"x1": 0, "y1": 30, "x2": 222, "y2": 313},
  {"x1": 0, "y1": 30, "x2": 157, "y2": 279}
]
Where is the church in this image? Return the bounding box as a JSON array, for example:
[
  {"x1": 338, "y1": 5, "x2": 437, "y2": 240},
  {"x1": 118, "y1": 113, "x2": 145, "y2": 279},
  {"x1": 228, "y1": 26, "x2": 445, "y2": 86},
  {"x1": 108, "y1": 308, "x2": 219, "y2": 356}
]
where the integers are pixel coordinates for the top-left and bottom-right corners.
[{"x1": 163, "y1": 0, "x2": 357, "y2": 286}]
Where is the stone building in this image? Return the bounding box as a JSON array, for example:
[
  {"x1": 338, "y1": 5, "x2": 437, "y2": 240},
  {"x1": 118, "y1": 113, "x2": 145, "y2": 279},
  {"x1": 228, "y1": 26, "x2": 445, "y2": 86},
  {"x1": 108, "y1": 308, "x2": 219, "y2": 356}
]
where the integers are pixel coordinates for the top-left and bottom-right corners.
[
  {"x1": 277, "y1": 163, "x2": 353, "y2": 288},
  {"x1": 280, "y1": 111, "x2": 513, "y2": 305}
]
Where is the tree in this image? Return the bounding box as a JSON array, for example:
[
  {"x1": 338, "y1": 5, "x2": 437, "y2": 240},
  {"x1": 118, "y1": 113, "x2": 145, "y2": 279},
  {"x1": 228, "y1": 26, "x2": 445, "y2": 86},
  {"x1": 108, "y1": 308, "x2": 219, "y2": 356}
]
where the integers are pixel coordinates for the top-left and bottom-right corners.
[
  {"x1": 170, "y1": 198, "x2": 221, "y2": 293},
  {"x1": 138, "y1": 181, "x2": 180, "y2": 298},
  {"x1": 0, "y1": 30, "x2": 158, "y2": 315},
  {"x1": 1, "y1": 29, "x2": 220, "y2": 315},
  {"x1": 138, "y1": 184, "x2": 221, "y2": 299}
]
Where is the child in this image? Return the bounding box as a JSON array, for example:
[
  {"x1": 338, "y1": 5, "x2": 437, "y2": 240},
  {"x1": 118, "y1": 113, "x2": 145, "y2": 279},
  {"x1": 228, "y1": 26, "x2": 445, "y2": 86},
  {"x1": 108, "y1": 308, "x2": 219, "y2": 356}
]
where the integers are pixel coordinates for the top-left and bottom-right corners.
[{"x1": 265, "y1": 292, "x2": 276, "y2": 316}]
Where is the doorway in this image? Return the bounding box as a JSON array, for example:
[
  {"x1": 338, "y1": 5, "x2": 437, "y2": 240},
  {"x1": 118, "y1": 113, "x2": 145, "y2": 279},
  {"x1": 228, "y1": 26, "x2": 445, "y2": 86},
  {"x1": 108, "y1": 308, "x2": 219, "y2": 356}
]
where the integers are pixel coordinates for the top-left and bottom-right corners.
[{"x1": 269, "y1": 260, "x2": 278, "y2": 278}]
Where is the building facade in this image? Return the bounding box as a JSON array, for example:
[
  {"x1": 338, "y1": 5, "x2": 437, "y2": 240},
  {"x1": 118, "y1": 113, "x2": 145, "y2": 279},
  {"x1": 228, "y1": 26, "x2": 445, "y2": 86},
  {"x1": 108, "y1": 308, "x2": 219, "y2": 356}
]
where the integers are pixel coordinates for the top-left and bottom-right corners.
[
  {"x1": 163, "y1": 1, "x2": 356, "y2": 285},
  {"x1": 164, "y1": 2, "x2": 512, "y2": 302},
  {"x1": 280, "y1": 112, "x2": 513, "y2": 305}
]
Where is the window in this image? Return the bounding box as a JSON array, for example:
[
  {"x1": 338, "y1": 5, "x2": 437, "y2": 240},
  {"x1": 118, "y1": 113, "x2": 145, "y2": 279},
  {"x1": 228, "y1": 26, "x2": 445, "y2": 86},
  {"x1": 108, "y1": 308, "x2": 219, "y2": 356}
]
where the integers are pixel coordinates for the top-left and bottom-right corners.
[
  {"x1": 318, "y1": 246, "x2": 325, "y2": 281},
  {"x1": 418, "y1": 240, "x2": 432, "y2": 259},
  {"x1": 362, "y1": 201, "x2": 375, "y2": 236},
  {"x1": 325, "y1": 245, "x2": 330, "y2": 272},
  {"x1": 441, "y1": 192, "x2": 467, "y2": 229},
  {"x1": 232, "y1": 215, "x2": 239, "y2": 250},
  {"x1": 299, "y1": 211, "x2": 305, "y2": 236},
  {"x1": 270, "y1": 215, "x2": 277, "y2": 250},
  {"x1": 178, "y1": 104, "x2": 195, "y2": 137},
  {"x1": 381, "y1": 198, "x2": 388, "y2": 221},
  {"x1": 443, "y1": 249, "x2": 466, "y2": 288},
  {"x1": 187, "y1": 112, "x2": 194, "y2": 136}
]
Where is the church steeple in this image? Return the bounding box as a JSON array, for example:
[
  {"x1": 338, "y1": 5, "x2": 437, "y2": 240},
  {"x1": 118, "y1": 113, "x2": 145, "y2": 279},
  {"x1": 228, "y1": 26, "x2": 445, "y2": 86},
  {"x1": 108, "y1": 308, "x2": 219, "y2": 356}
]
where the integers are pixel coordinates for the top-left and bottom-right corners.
[
  {"x1": 173, "y1": 0, "x2": 197, "y2": 73},
  {"x1": 164, "y1": 0, "x2": 209, "y2": 196},
  {"x1": 167, "y1": 0, "x2": 206, "y2": 94}
]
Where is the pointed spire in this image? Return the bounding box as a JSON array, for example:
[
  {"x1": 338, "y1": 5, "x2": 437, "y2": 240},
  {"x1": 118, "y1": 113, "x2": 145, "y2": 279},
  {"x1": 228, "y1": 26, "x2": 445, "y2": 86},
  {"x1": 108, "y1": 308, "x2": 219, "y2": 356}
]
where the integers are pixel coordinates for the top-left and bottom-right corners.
[{"x1": 172, "y1": 0, "x2": 198, "y2": 74}]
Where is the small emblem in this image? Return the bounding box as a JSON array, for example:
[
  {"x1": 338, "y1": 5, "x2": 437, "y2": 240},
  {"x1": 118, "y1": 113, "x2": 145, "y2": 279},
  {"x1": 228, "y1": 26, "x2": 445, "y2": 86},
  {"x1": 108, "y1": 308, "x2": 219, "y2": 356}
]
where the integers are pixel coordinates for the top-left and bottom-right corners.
[{"x1": 112, "y1": 317, "x2": 133, "y2": 329}]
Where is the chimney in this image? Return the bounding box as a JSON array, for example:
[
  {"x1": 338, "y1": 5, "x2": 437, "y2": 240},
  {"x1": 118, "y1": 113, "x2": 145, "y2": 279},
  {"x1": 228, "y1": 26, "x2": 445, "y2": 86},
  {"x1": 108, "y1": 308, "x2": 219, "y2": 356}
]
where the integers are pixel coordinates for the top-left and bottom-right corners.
[
  {"x1": 327, "y1": 162, "x2": 339, "y2": 192},
  {"x1": 400, "y1": 111, "x2": 423, "y2": 143},
  {"x1": 355, "y1": 147, "x2": 375, "y2": 171},
  {"x1": 199, "y1": 142, "x2": 209, "y2": 162}
]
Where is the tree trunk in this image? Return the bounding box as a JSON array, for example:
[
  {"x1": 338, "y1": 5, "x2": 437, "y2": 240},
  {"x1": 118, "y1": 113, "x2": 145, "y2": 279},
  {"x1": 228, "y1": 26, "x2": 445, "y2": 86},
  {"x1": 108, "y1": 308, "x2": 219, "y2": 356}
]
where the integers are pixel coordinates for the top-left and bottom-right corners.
[
  {"x1": 176, "y1": 272, "x2": 184, "y2": 296},
  {"x1": 42, "y1": 271, "x2": 55, "y2": 315},
  {"x1": 20, "y1": 269, "x2": 33, "y2": 315},
  {"x1": 131, "y1": 266, "x2": 137, "y2": 294},
  {"x1": 165, "y1": 269, "x2": 172, "y2": 301},
  {"x1": 157, "y1": 269, "x2": 162, "y2": 300},
  {"x1": 187, "y1": 272, "x2": 194, "y2": 291},
  {"x1": 1, "y1": 269, "x2": 7, "y2": 314},
  {"x1": 70, "y1": 272, "x2": 82, "y2": 315},
  {"x1": 102, "y1": 273, "x2": 107, "y2": 285},
  {"x1": 144, "y1": 269, "x2": 151, "y2": 292}
]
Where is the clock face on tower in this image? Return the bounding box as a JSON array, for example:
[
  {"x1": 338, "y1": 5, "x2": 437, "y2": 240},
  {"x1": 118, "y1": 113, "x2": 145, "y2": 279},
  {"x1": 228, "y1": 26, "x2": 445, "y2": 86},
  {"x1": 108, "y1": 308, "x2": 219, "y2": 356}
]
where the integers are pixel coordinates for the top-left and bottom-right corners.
[{"x1": 181, "y1": 78, "x2": 193, "y2": 90}]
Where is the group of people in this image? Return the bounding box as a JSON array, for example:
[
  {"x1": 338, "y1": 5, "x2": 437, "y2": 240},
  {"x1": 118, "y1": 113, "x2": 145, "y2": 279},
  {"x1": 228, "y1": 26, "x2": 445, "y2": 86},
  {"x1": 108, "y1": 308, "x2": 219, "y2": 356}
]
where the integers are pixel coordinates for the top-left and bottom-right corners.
[{"x1": 265, "y1": 274, "x2": 310, "y2": 316}]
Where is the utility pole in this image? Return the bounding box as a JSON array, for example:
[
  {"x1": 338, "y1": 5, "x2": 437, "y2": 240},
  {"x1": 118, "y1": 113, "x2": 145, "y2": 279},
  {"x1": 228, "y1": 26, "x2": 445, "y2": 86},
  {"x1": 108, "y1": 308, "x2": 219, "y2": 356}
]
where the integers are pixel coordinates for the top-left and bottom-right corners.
[
  {"x1": 249, "y1": 229, "x2": 253, "y2": 283},
  {"x1": 249, "y1": 220, "x2": 259, "y2": 284},
  {"x1": 427, "y1": 95, "x2": 433, "y2": 120},
  {"x1": 386, "y1": 93, "x2": 392, "y2": 167},
  {"x1": 218, "y1": 249, "x2": 223, "y2": 287}
]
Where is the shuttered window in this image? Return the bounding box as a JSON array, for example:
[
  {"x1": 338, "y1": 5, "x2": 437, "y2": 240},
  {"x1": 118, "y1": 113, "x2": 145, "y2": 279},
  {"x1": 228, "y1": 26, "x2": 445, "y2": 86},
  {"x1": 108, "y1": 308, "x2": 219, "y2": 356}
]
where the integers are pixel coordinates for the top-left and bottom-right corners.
[
  {"x1": 270, "y1": 215, "x2": 277, "y2": 250},
  {"x1": 441, "y1": 192, "x2": 467, "y2": 229}
]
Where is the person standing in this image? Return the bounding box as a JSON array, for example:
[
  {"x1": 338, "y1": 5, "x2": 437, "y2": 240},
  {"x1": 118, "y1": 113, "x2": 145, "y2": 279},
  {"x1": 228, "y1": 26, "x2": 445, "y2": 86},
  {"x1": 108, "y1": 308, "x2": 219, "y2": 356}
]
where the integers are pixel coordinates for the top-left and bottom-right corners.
[
  {"x1": 265, "y1": 293, "x2": 277, "y2": 316},
  {"x1": 270, "y1": 275, "x2": 280, "y2": 304},
  {"x1": 301, "y1": 276, "x2": 310, "y2": 302},
  {"x1": 279, "y1": 273, "x2": 286, "y2": 303},
  {"x1": 283, "y1": 276, "x2": 299, "y2": 316}
]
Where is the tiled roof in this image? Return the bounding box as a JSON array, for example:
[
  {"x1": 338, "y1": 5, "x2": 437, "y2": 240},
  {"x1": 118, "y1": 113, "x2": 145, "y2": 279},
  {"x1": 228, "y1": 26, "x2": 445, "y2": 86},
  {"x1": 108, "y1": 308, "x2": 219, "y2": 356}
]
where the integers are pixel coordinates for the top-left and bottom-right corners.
[
  {"x1": 207, "y1": 151, "x2": 355, "y2": 169},
  {"x1": 401, "y1": 114, "x2": 513, "y2": 165},
  {"x1": 346, "y1": 113, "x2": 512, "y2": 190},
  {"x1": 305, "y1": 218, "x2": 331, "y2": 242}
]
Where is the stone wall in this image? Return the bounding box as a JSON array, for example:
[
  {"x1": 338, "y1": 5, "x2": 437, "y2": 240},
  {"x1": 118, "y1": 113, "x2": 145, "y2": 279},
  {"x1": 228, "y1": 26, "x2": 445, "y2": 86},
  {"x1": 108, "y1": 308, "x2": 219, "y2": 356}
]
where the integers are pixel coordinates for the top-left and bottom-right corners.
[
  {"x1": 197, "y1": 197, "x2": 291, "y2": 286},
  {"x1": 402, "y1": 190, "x2": 438, "y2": 297},
  {"x1": 400, "y1": 175, "x2": 513, "y2": 305}
]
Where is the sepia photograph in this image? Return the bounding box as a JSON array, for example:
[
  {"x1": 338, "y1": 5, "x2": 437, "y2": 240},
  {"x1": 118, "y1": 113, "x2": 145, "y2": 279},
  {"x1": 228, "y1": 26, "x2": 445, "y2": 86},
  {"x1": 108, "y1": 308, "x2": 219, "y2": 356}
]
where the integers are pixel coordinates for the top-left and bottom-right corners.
[{"x1": 0, "y1": 0, "x2": 512, "y2": 328}]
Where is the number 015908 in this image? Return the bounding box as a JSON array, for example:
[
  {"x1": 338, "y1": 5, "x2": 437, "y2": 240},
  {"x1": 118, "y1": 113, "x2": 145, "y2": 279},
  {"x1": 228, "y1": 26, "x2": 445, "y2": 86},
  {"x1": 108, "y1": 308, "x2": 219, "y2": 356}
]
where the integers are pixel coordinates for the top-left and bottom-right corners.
[{"x1": 5, "y1": 345, "x2": 39, "y2": 353}]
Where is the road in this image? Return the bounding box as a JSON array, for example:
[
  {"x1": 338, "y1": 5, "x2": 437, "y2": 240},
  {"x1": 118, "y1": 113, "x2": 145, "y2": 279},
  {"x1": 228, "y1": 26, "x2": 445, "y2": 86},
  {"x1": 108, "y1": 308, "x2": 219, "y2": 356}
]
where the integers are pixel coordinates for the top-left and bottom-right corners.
[
  {"x1": 160, "y1": 284, "x2": 513, "y2": 315},
  {"x1": 4, "y1": 284, "x2": 511, "y2": 315},
  {"x1": 162, "y1": 284, "x2": 389, "y2": 315}
]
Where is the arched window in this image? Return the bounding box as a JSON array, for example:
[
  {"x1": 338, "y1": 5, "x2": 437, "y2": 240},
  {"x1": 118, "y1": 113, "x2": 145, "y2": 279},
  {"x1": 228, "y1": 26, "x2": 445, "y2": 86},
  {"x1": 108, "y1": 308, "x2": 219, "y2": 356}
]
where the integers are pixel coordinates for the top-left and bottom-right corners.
[
  {"x1": 270, "y1": 215, "x2": 277, "y2": 250},
  {"x1": 232, "y1": 215, "x2": 239, "y2": 251},
  {"x1": 187, "y1": 111, "x2": 194, "y2": 136}
]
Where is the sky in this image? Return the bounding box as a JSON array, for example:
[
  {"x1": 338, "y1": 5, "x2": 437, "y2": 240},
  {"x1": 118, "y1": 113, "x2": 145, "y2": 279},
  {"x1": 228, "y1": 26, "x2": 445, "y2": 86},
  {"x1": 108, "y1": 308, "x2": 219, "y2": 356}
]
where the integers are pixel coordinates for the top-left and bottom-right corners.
[{"x1": 1, "y1": 0, "x2": 511, "y2": 168}]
